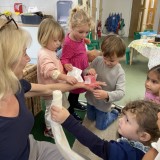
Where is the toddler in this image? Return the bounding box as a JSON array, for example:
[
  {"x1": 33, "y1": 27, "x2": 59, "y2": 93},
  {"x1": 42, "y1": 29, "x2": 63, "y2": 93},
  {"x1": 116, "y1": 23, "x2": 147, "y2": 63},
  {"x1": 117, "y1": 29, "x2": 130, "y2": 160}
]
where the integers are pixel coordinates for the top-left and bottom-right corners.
[
  {"x1": 60, "y1": 6, "x2": 94, "y2": 121},
  {"x1": 37, "y1": 18, "x2": 77, "y2": 137},
  {"x1": 145, "y1": 64, "x2": 160, "y2": 104},
  {"x1": 84, "y1": 34, "x2": 126, "y2": 130}
]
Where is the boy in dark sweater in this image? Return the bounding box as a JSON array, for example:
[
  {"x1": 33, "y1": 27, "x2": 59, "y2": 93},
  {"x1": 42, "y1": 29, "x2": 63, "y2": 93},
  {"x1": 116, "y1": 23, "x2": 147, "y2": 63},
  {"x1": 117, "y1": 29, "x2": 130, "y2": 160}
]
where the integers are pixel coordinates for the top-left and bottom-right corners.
[{"x1": 51, "y1": 100, "x2": 160, "y2": 160}]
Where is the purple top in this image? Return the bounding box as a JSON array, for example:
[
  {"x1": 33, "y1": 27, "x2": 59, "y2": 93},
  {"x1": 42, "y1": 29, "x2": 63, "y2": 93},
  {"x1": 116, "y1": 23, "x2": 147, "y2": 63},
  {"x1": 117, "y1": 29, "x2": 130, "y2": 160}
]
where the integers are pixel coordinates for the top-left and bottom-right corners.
[
  {"x1": 61, "y1": 33, "x2": 89, "y2": 94},
  {"x1": 145, "y1": 91, "x2": 160, "y2": 104}
]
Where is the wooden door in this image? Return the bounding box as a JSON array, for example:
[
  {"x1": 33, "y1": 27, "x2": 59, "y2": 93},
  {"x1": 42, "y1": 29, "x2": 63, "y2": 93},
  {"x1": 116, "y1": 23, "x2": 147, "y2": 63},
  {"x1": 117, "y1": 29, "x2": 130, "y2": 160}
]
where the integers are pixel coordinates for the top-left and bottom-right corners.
[
  {"x1": 129, "y1": 0, "x2": 146, "y2": 37},
  {"x1": 146, "y1": 0, "x2": 157, "y2": 29},
  {"x1": 158, "y1": 18, "x2": 160, "y2": 33}
]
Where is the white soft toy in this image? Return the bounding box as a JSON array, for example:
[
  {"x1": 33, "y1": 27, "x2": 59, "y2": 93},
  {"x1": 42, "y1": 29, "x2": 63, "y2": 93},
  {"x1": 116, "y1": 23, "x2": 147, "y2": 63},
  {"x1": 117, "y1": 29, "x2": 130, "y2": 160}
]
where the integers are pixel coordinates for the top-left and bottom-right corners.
[
  {"x1": 151, "y1": 138, "x2": 160, "y2": 160},
  {"x1": 67, "y1": 67, "x2": 83, "y2": 82},
  {"x1": 47, "y1": 90, "x2": 85, "y2": 160}
]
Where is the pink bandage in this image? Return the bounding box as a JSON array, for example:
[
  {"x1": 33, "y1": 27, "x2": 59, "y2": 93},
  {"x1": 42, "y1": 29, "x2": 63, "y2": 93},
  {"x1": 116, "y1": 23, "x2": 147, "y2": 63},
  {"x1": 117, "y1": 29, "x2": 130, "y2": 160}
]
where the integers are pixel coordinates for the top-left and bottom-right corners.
[{"x1": 84, "y1": 75, "x2": 97, "y2": 84}]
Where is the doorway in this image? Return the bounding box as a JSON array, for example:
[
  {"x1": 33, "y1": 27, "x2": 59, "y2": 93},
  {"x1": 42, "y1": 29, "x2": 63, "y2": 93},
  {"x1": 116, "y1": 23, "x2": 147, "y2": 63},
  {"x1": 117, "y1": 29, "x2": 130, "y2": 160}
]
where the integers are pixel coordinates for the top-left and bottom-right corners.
[
  {"x1": 129, "y1": 0, "x2": 157, "y2": 37},
  {"x1": 145, "y1": 0, "x2": 158, "y2": 30}
]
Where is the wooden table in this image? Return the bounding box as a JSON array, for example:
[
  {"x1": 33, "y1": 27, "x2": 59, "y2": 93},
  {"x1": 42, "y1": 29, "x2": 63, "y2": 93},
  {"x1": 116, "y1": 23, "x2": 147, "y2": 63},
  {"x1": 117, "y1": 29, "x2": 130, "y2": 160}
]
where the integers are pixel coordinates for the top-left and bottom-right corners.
[{"x1": 128, "y1": 39, "x2": 160, "y2": 69}]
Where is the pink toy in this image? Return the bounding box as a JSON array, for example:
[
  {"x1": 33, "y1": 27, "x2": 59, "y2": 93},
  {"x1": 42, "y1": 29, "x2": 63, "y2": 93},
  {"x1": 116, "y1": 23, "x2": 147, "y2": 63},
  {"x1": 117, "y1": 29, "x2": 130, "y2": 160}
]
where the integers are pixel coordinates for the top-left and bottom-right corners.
[{"x1": 84, "y1": 75, "x2": 97, "y2": 84}]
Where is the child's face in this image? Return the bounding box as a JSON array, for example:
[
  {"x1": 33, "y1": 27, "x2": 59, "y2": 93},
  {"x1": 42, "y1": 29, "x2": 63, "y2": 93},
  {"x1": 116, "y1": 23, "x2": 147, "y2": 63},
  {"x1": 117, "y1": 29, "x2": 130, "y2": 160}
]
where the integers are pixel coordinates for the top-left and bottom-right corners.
[
  {"x1": 145, "y1": 71, "x2": 160, "y2": 96},
  {"x1": 118, "y1": 111, "x2": 140, "y2": 141},
  {"x1": 71, "y1": 24, "x2": 89, "y2": 41},
  {"x1": 103, "y1": 54, "x2": 120, "y2": 68},
  {"x1": 46, "y1": 37, "x2": 61, "y2": 51},
  {"x1": 12, "y1": 49, "x2": 30, "y2": 79}
]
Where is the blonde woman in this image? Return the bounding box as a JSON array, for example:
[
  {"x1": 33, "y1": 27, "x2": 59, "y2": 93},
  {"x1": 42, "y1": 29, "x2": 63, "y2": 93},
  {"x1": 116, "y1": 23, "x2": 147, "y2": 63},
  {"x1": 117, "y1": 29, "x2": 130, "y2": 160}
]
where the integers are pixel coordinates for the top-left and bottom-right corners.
[{"x1": 0, "y1": 15, "x2": 100, "y2": 160}]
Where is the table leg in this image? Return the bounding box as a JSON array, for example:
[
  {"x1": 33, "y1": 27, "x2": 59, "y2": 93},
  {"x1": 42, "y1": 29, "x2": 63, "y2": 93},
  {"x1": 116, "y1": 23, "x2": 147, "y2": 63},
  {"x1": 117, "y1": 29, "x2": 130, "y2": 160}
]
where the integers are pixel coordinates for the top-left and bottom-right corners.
[{"x1": 130, "y1": 48, "x2": 133, "y2": 65}]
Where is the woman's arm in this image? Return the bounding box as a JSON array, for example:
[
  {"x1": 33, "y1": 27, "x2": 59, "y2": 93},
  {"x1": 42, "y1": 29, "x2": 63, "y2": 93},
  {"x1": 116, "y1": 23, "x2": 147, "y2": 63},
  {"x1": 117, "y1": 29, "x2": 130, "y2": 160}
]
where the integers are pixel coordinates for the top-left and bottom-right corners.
[
  {"x1": 51, "y1": 107, "x2": 107, "y2": 159},
  {"x1": 142, "y1": 148, "x2": 158, "y2": 160},
  {"x1": 25, "y1": 82, "x2": 89, "y2": 97}
]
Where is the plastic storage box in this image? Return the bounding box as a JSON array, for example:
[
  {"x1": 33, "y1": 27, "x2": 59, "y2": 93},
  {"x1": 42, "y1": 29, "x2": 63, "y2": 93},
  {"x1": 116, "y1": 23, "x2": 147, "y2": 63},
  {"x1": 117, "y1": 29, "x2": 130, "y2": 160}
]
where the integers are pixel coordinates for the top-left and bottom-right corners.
[
  {"x1": 21, "y1": 14, "x2": 42, "y2": 25},
  {"x1": 57, "y1": 1, "x2": 72, "y2": 24}
]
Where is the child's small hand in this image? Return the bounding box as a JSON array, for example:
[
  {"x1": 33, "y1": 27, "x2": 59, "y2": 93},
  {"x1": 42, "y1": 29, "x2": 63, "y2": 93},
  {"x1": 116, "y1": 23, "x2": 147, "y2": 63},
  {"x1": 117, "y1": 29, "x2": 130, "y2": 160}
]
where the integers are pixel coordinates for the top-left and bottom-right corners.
[
  {"x1": 87, "y1": 68, "x2": 96, "y2": 76},
  {"x1": 64, "y1": 63, "x2": 73, "y2": 71},
  {"x1": 66, "y1": 76, "x2": 78, "y2": 85},
  {"x1": 84, "y1": 38, "x2": 91, "y2": 44},
  {"x1": 87, "y1": 50, "x2": 102, "y2": 62},
  {"x1": 50, "y1": 106, "x2": 70, "y2": 124},
  {"x1": 93, "y1": 89, "x2": 108, "y2": 100}
]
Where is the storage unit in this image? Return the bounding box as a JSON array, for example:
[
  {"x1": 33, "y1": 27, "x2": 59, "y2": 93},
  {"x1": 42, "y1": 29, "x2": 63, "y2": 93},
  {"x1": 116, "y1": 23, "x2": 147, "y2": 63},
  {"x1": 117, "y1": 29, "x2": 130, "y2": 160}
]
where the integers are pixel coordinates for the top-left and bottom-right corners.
[
  {"x1": 57, "y1": 0, "x2": 72, "y2": 24},
  {"x1": 21, "y1": 14, "x2": 42, "y2": 25}
]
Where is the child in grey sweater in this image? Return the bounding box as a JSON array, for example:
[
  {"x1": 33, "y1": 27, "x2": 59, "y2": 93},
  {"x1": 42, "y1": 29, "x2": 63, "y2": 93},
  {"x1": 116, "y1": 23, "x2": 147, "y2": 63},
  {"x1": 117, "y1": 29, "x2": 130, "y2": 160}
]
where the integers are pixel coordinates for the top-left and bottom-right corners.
[{"x1": 84, "y1": 34, "x2": 126, "y2": 130}]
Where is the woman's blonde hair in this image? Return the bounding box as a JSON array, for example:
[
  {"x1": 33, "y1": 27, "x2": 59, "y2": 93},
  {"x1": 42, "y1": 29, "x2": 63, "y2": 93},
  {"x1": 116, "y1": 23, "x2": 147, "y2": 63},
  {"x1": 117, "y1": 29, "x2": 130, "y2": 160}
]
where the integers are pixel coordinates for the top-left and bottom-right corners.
[
  {"x1": 68, "y1": 5, "x2": 94, "y2": 29},
  {"x1": 0, "y1": 17, "x2": 31, "y2": 100},
  {"x1": 38, "y1": 18, "x2": 65, "y2": 47}
]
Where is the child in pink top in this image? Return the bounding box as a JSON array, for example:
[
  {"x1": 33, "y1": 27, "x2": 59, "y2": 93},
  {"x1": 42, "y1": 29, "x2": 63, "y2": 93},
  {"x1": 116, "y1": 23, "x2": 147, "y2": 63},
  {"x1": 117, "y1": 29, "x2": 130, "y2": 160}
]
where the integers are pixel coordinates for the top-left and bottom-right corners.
[
  {"x1": 60, "y1": 6, "x2": 94, "y2": 121},
  {"x1": 145, "y1": 64, "x2": 160, "y2": 104},
  {"x1": 37, "y1": 18, "x2": 77, "y2": 137}
]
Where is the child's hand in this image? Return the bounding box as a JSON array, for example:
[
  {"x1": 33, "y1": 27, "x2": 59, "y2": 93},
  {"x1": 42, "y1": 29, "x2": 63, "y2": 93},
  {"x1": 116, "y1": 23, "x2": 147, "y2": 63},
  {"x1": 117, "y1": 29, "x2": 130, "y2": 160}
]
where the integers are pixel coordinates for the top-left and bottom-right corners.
[
  {"x1": 66, "y1": 76, "x2": 78, "y2": 85},
  {"x1": 93, "y1": 89, "x2": 108, "y2": 100},
  {"x1": 87, "y1": 68, "x2": 96, "y2": 76},
  {"x1": 50, "y1": 106, "x2": 70, "y2": 124},
  {"x1": 84, "y1": 38, "x2": 91, "y2": 44},
  {"x1": 64, "y1": 63, "x2": 73, "y2": 71},
  {"x1": 87, "y1": 50, "x2": 102, "y2": 62}
]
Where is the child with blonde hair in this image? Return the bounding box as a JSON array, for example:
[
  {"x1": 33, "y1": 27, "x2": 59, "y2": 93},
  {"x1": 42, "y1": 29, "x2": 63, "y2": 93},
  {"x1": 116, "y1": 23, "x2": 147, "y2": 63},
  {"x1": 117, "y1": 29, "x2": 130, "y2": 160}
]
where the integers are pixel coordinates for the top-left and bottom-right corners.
[
  {"x1": 37, "y1": 18, "x2": 77, "y2": 137},
  {"x1": 60, "y1": 6, "x2": 94, "y2": 121}
]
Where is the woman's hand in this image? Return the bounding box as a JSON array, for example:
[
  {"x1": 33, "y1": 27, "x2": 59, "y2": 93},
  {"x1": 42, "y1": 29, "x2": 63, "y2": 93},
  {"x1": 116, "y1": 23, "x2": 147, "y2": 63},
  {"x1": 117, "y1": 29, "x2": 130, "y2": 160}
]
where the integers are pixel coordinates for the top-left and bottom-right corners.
[
  {"x1": 142, "y1": 148, "x2": 158, "y2": 160},
  {"x1": 77, "y1": 81, "x2": 106, "y2": 92},
  {"x1": 50, "y1": 107, "x2": 70, "y2": 124}
]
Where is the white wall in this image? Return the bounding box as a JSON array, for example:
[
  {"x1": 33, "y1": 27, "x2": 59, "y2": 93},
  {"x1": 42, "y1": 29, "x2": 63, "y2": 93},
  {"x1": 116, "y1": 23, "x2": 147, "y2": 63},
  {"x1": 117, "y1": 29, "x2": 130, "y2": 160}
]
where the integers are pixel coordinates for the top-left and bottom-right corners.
[
  {"x1": 22, "y1": 26, "x2": 40, "y2": 59},
  {"x1": 1, "y1": 0, "x2": 160, "y2": 37},
  {"x1": 101, "y1": 0, "x2": 133, "y2": 37}
]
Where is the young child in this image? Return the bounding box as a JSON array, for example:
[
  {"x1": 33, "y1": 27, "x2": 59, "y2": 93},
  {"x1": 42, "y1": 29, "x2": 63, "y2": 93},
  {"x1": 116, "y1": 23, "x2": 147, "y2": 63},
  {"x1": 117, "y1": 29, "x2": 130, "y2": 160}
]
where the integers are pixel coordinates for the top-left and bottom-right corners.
[
  {"x1": 141, "y1": 64, "x2": 160, "y2": 160},
  {"x1": 83, "y1": 34, "x2": 126, "y2": 130},
  {"x1": 37, "y1": 18, "x2": 77, "y2": 137},
  {"x1": 60, "y1": 6, "x2": 94, "y2": 121},
  {"x1": 142, "y1": 108, "x2": 160, "y2": 160},
  {"x1": 145, "y1": 64, "x2": 160, "y2": 104},
  {"x1": 51, "y1": 100, "x2": 160, "y2": 160}
]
